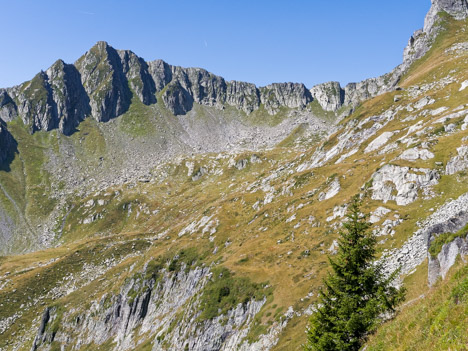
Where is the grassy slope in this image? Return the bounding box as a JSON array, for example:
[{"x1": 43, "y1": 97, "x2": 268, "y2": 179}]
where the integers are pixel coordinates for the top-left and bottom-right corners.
[
  {"x1": 0, "y1": 13, "x2": 468, "y2": 351},
  {"x1": 366, "y1": 260, "x2": 468, "y2": 350}
]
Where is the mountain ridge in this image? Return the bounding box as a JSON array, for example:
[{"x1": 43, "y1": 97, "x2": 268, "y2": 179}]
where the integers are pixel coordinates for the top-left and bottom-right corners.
[
  {"x1": 2, "y1": 1, "x2": 466, "y2": 139},
  {"x1": 0, "y1": 0, "x2": 468, "y2": 350}
]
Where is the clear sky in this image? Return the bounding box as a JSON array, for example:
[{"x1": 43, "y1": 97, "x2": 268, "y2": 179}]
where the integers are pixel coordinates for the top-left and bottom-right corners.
[{"x1": 0, "y1": 0, "x2": 431, "y2": 89}]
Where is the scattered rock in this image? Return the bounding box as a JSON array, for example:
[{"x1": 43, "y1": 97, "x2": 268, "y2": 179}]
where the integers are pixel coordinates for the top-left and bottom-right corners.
[
  {"x1": 365, "y1": 131, "x2": 395, "y2": 153},
  {"x1": 460, "y1": 80, "x2": 468, "y2": 91},
  {"x1": 318, "y1": 178, "x2": 341, "y2": 201},
  {"x1": 399, "y1": 148, "x2": 435, "y2": 161},
  {"x1": 446, "y1": 145, "x2": 468, "y2": 175}
]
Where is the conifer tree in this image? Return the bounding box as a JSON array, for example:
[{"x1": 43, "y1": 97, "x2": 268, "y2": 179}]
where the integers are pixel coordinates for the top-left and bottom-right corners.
[{"x1": 305, "y1": 195, "x2": 405, "y2": 351}]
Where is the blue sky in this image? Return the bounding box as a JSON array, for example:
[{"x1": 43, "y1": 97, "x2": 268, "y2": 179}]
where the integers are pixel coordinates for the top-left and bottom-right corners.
[{"x1": 0, "y1": 0, "x2": 430, "y2": 89}]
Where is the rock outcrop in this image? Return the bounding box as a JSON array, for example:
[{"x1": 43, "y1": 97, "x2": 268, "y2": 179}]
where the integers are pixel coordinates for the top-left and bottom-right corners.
[
  {"x1": 30, "y1": 265, "x2": 276, "y2": 351},
  {"x1": 260, "y1": 83, "x2": 312, "y2": 114},
  {"x1": 7, "y1": 61, "x2": 90, "y2": 135},
  {"x1": 371, "y1": 165, "x2": 440, "y2": 206},
  {"x1": 428, "y1": 235, "x2": 468, "y2": 286},
  {"x1": 2, "y1": 42, "x2": 327, "y2": 131},
  {"x1": 309, "y1": 82, "x2": 343, "y2": 111},
  {"x1": 404, "y1": 0, "x2": 468, "y2": 68},
  {"x1": 380, "y1": 192, "x2": 468, "y2": 280},
  {"x1": 75, "y1": 41, "x2": 132, "y2": 123},
  {"x1": 0, "y1": 120, "x2": 16, "y2": 166},
  {"x1": 46, "y1": 60, "x2": 91, "y2": 135},
  {"x1": 424, "y1": 0, "x2": 468, "y2": 33},
  {"x1": 0, "y1": 90, "x2": 18, "y2": 122},
  {"x1": 446, "y1": 145, "x2": 468, "y2": 174}
]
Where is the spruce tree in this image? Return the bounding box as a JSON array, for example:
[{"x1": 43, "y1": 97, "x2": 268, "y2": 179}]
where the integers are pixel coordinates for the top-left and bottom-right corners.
[{"x1": 305, "y1": 195, "x2": 405, "y2": 351}]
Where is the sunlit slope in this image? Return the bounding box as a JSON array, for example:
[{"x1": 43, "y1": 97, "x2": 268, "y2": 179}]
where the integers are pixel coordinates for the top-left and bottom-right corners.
[{"x1": 0, "y1": 13, "x2": 468, "y2": 351}]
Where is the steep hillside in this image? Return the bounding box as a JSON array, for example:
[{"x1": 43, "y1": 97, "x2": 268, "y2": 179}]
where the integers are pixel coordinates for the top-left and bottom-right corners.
[{"x1": 1, "y1": 0, "x2": 468, "y2": 350}]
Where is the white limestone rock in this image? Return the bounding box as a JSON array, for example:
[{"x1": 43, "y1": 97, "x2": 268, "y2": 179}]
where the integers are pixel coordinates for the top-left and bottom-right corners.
[
  {"x1": 399, "y1": 148, "x2": 435, "y2": 161},
  {"x1": 370, "y1": 207, "x2": 391, "y2": 223},
  {"x1": 319, "y1": 178, "x2": 341, "y2": 201},
  {"x1": 310, "y1": 82, "x2": 343, "y2": 112},
  {"x1": 428, "y1": 236, "x2": 468, "y2": 286},
  {"x1": 460, "y1": 80, "x2": 468, "y2": 91},
  {"x1": 326, "y1": 205, "x2": 348, "y2": 222},
  {"x1": 414, "y1": 96, "x2": 435, "y2": 110},
  {"x1": 373, "y1": 218, "x2": 403, "y2": 237},
  {"x1": 380, "y1": 192, "x2": 468, "y2": 282},
  {"x1": 328, "y1": 240, "x2": 339, "y2": 255},
  {"x1": 446, "y1": 145, "x2": 468, "y2": 174},
  {"x1": 371, "y1": 164, "x2": 440, "y2": 206},
  {"x1": 365, "y1": 131, "x2": 395, "y2": 153}
]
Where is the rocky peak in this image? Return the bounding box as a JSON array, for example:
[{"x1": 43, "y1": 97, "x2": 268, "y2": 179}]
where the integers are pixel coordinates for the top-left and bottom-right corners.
[
  {"x1": 310, "y1": 82, "x2": 344, "y2": 112},
  {"x1": 75, "y1": 41, "x2": 131, "y2": 122},
  {"x1": 45, "y1": 59, "x2": 90, "y2": 135},
  {"x1": 260, "y1": 83, "x2": 312, "y2": 114},
  {"x1": 147, "y1": 59, "x2": 173, "y2": 92},
  {"x1": 404, "y1": 0, "x2": 468, "y2": 66},
  {"x1": 118, "y1": 49, "x2": 156, "y2": 105},
  {"x1": 424, "y1": 0, "x2": 468, "y2": 33},
  {"x1": 15, "y1": 71, "x2": 57, "y2": 133}
]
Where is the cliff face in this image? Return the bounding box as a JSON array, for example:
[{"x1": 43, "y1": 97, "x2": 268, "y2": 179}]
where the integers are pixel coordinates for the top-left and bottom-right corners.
[{"x1": 0, "y1": 122, "x2": 15, "y2": 165}]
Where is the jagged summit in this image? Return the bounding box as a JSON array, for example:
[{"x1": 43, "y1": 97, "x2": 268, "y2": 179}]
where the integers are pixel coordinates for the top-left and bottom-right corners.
[
  {"x1": 425, "y1": 0, "x2": 468, "y2": 32},
  {"x1": 1, "y1": 1, "x2": 467, "y2": 138}
]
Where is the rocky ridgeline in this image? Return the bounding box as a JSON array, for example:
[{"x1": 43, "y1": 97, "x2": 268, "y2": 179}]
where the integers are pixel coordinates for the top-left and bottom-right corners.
[
  {"x1": 0, "y1": 1, "x2": 465, "y2": 141},
  {"x1": 0, "y1": 42, "x2": 320, "y2": 136},
  {"x1": 404, "y1": 0, "x2": 468, "y2": 67}
]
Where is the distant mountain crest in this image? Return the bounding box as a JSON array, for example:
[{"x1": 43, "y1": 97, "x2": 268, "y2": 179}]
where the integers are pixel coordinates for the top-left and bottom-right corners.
[{"x1": 1, "y1": 0, "x2": 467, "y2": 137}]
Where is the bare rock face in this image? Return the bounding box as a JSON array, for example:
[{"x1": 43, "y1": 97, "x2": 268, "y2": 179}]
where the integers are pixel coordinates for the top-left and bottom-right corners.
[
  {"x1": 162, "y1": 81, "x2": 194, "y2": 115},
  {"x1": 173, "y1": 66, "x2": 227, "y2": 109},
  {"x1": 344, "y1": 72, "x2": 401, "y2": 107},
  {"x1": 30, "y1": 266, "x2": 276, "y2": 351},
  {"x1": 428, "y1": 236, "x2": 468, "y2": 286},
  {"x1": 14, "y1": 71, "x2": 57, "y2": 132},
  {"x1": 425, "y1": 0, "x2": 468, "y2": 33},
  {"x1": 309, "y1": 82, "x2": 343, "y2": 112},
  {"x1": 8, "y1": 60, "x2": 90, "y2": 135},
  {"x1": 0, "y1": 90, "x2": 18, "y2": 122},
  {"x1": 4, "y1": 0, "x2": 468, "y2": 135},
  {"x1": 371, "y1": 165, "x2": 440, "y2": 206},
  {"x1": 426, "y1": 209, "x2": 468, "y2": 286},
  {"x1": 148, "y1": 59, "x2": 173, "y2": 93},
  {"x1": 119, "y1": 50, "x2": 157, "y2": 105},
  {"x1": 75, "y1": 41, "x2": 132, "y2": 123},
  {"x1": 225, "y1": 81, "x2": 260, "y2": 114},
  {"x1": 0, "y1": 122, "x2": 15, "y2": 165},
  {"x1": 446, "y1": 145, "x2": 468, "y2": 174},
  {"x1": 404, "y1": 0, "x2": 468, "y2": 68},
  {"x1": 45, "y1": 60, "x2": 91, "y2": 135},
  {"x1": 260, "y1": 83, "x2": 312, "y2": 114}
]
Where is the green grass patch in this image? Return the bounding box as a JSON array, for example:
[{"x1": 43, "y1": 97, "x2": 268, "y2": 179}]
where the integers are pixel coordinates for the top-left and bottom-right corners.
[
  {"x1": 119, "y1": 96, "x2": 156, "y2": 137},
  {"x1": 429, "y1": 223, "x2": 468, "y2": 258},
  {"x1": 198, "y1": 266, "x2": 271, "y2": 322},
  {"x1": 366, "y1": 262, "x2": 468, "y2": 351}
]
